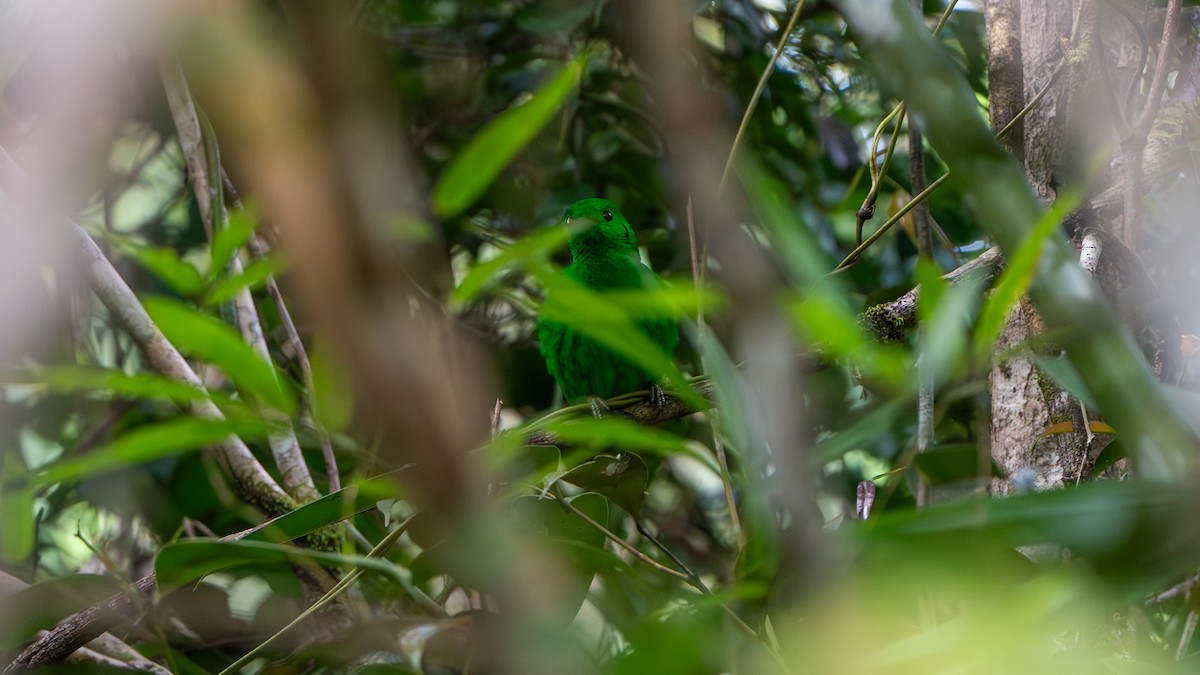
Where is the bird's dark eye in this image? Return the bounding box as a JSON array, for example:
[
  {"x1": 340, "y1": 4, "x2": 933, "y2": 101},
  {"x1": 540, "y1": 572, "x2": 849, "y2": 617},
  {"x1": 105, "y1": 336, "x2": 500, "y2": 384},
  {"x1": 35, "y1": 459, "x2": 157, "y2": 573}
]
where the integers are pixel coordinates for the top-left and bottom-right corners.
[{"x1": 602, "y1": 210, "x2": 613, "y2": 222}]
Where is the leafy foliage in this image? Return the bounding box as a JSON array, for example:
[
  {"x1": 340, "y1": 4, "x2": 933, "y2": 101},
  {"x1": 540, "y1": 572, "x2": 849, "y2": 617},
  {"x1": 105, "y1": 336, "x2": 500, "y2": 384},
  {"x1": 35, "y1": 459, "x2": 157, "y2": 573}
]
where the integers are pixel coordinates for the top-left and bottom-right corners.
[{"x1": 2, "y1": 0, "x2": 1200, "y2": 673}]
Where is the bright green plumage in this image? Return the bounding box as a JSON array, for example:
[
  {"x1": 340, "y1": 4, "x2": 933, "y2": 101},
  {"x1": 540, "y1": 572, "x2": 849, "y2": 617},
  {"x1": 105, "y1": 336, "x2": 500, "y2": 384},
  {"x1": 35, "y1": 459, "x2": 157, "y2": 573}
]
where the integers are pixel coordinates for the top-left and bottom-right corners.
[{"x1": 538, "y1": 198, "x2": 679, "y2": 403}]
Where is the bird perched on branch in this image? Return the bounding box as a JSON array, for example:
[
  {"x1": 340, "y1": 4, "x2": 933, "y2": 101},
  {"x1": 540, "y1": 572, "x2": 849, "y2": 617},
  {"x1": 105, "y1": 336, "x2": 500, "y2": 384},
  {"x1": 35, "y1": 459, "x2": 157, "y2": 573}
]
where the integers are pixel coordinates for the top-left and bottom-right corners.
[{"x1": 537, "y1": 198, "x2": 679, "y2": 406}]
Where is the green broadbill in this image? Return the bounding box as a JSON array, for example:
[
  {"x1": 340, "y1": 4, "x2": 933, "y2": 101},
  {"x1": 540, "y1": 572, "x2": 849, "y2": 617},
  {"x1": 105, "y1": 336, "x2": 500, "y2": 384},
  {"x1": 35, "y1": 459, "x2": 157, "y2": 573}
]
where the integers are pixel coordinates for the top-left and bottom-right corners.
[{"x1": 537, "y1": 198, "x2": 679, "y2": 403}]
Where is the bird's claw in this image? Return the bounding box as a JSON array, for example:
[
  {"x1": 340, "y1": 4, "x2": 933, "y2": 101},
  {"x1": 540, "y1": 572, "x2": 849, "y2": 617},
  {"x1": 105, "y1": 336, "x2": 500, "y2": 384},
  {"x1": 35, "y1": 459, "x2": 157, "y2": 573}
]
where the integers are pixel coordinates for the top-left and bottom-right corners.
[
  {"x1": 649, "y1": 383, "x2": 669, "y2": 409},
  {"x1": 588, "y1": 396, "x2": 634, "y2": 421}
]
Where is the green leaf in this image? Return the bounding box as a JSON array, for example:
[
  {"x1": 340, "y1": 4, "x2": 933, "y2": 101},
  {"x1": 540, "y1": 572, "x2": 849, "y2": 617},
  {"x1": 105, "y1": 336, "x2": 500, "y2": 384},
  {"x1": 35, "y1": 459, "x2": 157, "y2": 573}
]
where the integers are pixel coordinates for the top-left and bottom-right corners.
[
  {"x1": 1031, "y1": 353, "x2": 1098, "y2": 410},
  {"x1": 540, "y1": 416, "x2": 693, "y2": 460},
  {"x1": 513, "y1": 492, "x2": 607, "y2": 621},
  {"x1": 143, "y1": 296, "x2": 296, "y2": 414},
  {"x1": 920, "y1": 268, "x2": 982, "y2": 384},
  {"x1": 35, "y1": 417, "x2": 272, "y2": 486},
  {"x1": 0, "y1": 449, "x2": 33, "y2": 563},
  {"x1": 202, "y1": 254, "x2": 285, "y2": 306},
  {"x1": 974, "y1": 191, "x2": 1080, "y2": 360},
  {"x1": 0, "y1": 574, "x2": 125, "y2": 650},
  {"x1": 16, "y1": 366, "x2": 214, "y2": 405},
  {"x1": 241, "y1": 474, "x2": 400, "y2": 545},
  {"x1": 155, "y1": 539, "x2": 405, "y2": 593},
  {"x1": 790, "y1": 292, "x2": 913, "y2": 393},
  {"x1": 211, "y1": 206, "x2": 259, "y2": 275},
  {"x1": 101, "y1": 233, "x2": 205, "y2": 297},
  {"x1": 560, "y1": 453, "x2": 648, "y2": 518},
  {"x1": 451, "y1": 226, "x2": 569, "y2": 307},
  {"x1": 432, "y1": 55, "x2": 584, "y2": 219},
  {"x1": 310, "y1": 336, "x2": 354, "y2": 433},
  {"x1": 912, "y1": 443, "x2": 1001, "y2": 486}
]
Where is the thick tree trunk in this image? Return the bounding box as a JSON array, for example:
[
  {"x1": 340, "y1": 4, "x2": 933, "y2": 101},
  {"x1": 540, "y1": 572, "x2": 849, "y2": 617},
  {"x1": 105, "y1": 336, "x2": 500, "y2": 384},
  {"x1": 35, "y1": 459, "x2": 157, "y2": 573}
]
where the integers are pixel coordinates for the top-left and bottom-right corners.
[{"x1": 986, "y1": 0, "x2": 1089, "y2": 493}]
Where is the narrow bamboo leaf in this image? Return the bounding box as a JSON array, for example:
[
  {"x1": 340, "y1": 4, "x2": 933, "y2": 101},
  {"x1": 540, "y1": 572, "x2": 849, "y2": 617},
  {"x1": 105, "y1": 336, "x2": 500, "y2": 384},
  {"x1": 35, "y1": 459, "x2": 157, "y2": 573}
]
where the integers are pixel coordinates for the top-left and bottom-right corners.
[
  {"x1": 204, "y1": 252, "x2": 285, "y2": 305},
  {"x1": 432, "y1": 56, "x2": 584, "y2": 219},
  {"x1": 1031, "y1": 353, "x2": 1098, "y2": 410},
  {"x1": 143, "y1": 296, "x2": 296, "y2": 415},
  {"x1": 35, "y1": 417, "x2": 272, "y2": 486},
  {"x1": 542, "y1": 416, "x2": 692, "y2": 458},
  {"x1": 920, "y1": 270, "x2": 982, "y2": 384},
  {"x1": 310, "y1": 336, "x2": 354, "y2": 433},
  {"x1": 211, "y1": 205, "x2": 258, "y2": 275},
  {"x1": 912, "y1": 442, "x2": 1001, "y2": 485},
  {"x1": 203, "y1": 254, "x2": 286, "y2": 306},
  {"x1": 14, "y1": 366, "x2": 211, "y2": 405},
  {"x1": 102, "y1": 233, "x2": 205, "y2": 297},
  {"x1": 241, "y1": 474, "x2": 400, "y2": 545},
  {"x1": 790, "y1": 293, "x2": 913, "y2": 393},
  {"x1": 0, "y1": 450, "x2": 33, "y2": 563},
  {"x1": 973, "y1": 193, "x2": 1080, "y2": 360},
  {"x1": 155, "y1": 539, "x2": 405, "y2": 593},
  {"x1": 452, "y1": 226, "x2": 568, "y2": 306},
  {"x1": 0, "y1": 575, "x2": 124, "y2": 650}
]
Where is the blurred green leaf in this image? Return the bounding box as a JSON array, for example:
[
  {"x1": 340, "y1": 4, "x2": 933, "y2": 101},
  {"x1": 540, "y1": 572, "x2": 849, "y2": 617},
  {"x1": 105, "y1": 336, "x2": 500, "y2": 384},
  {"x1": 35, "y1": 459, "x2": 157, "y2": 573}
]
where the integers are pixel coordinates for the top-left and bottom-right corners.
[
  {"x1": 102, "y1": 232, "x2": 205, "y2": 297},
  {"x1": 920, "y1": 267, "x2": 981, "y2": 384},
  {"x1": 35, "y1": 417, "x2": 272, "y2": 486},
  {"x1": 790, "y1": 292, "x2": 914, "y2": 393},
  {"x1": 974, "y1": 193, "x2": 1077, "y2": 360},
  {"x1": 452, "y1": 226, "x2": 568, "y2": 307},
  {"x1": 0, "y1": 574, "x2": 125, "y2": 650},
  {"x1": 143, "y1": 295, "x2": 296, "y2": 415},
  {"x1": 16, "y1": 366, "x2": 214, "y2": 405},
  {"x1": 912, "y1": 443, "x2": 1001, "y2": 486},
  {"x1": 241, "y1": 474, "x2": 400, "y2": 545},
  {"x1": 310, "y1": 336, "x2": 354, "y2": 433},
  {"x1": 0, "y1": 449, "x2": 33, "y2": 563},
  {"x1": 202, "y1": 254, "x2": 285, "y2": 306},
  {"x1": 210, "y1": 206, "x2": 259, "y2": 275},
  {"x1": 513, "y1": 492, "x2": 607, "y2": 621},
  {"x1": 560, "y1": 453, "x2": 648, "y2": 518},
  {"x1": 156, "y1": 539, "x2": 404, "y2": 593},
  {"x1": 539, "y1": 416, "x2": 693, "y2": 460},
  {"x1": 433, "y1": 55, "x2": 585, "y2": 219},
  {"x1": 1031, "y1": 353, "x2": 1098, "y2": 410}
]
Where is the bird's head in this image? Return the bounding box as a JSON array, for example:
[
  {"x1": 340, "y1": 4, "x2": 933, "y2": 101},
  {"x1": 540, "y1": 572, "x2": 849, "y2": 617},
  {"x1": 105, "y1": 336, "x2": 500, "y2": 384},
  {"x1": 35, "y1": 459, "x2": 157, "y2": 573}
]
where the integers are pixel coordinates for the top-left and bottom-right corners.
[{"x1": 563, "y1": 198, "x2": 639, "y2": 258}]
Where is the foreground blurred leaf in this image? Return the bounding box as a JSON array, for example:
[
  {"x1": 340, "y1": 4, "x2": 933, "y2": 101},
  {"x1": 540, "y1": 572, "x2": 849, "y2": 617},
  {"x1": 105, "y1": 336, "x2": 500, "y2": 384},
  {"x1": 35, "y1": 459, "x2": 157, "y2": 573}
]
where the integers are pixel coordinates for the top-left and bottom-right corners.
[
  {"x1": 156, "y1": 539, "x2": 404, "y2": 592},
  {"x1": 541, "y1": 416, "x2": 694, "y2": 460},
  {"x1": 99, "y1": 231, "x2": 205, "y2": 297},
  {"x1": 35, "y1": 417, "x2": 272, "y2": 486},
  {"x1": 16, "y1": 366, "x2": 216, "y2": 405},
  {"x1": 912, "y1": 443, "x2": 1001, "y2": 486},
  {"x1": 144, "y1": 295, "x2": 296, "y2": 415},
  {"x1": 864, "y1": 480, "x2": 1200, "y2": 588},
  {"x1": 202, "y1": 254, "x2": 285, "y2": 306},
  {"x1": 0, "y1": 449, "x2": 33, "y2": 563},
  {"x1": 0, "y1": 575, "x2": 125, "y2": 650},
  {"x1": 513, "y1": 492, "x2": 608, "y2": 622},
  {"x1": 974, "y1": 193, "x2": 1077, "y2": 360},
  {"x1": 241, "y1": 474, "x2": 400, "y2": 545},
  {"x1": 561, "y1": 453, "x2": 648, "y2": 518},
  {"x1": 210, "y1": 206, "x2": 259, "y2": 275},
  {"x1": 433, "y1": 55, "x2": 585, "y2": 219}
]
